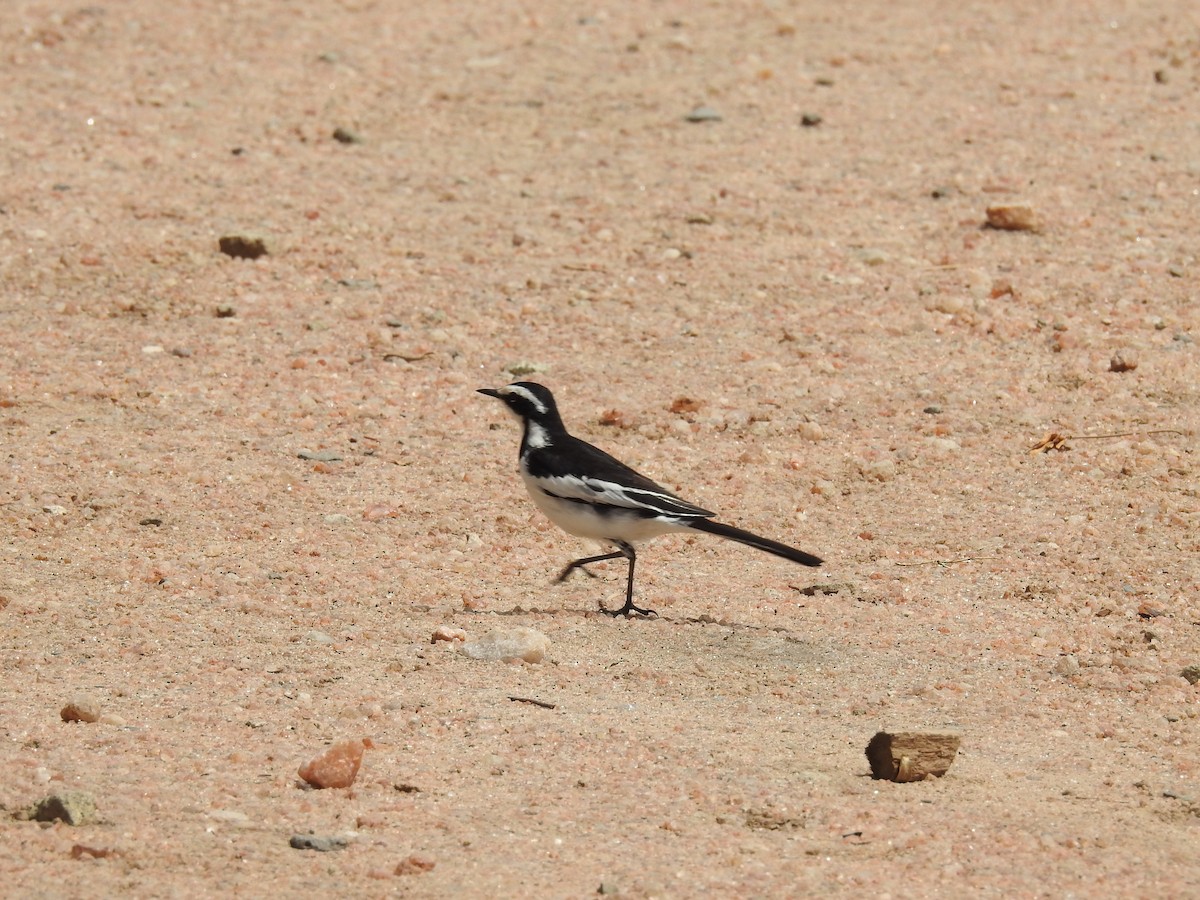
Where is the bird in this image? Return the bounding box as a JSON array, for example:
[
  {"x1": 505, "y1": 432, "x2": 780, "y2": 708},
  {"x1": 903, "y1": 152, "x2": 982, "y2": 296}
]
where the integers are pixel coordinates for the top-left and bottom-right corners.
[{"x1": 477, "y1": 381, "x2": 823, "y2": 617}]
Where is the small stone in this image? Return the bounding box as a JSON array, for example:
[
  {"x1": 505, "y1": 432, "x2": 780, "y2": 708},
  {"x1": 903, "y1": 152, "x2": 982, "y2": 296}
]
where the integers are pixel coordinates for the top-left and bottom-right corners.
[
  {"x1": 866, "y1": 729, "x2": 961, "y2": 782},
  {"x1": 61, "y1": 696, "x2": 102, "y2": 723},
  {"x1": 215, "y1": 304, "x2": 236, "y2": 318},
  {"x1": 859, "y1": 459, "x2": 897, "y2": 482},
  {"x1": 505, "y1": 361, "x2": 548, "y2": 377},
  {"x1": 923, "y1": 405, "x2": 942, "y2": 414},
  {"x1": 1181, "y1": 665, "x2": 1200, "y2": 685},
  {"x1": 297, "y1": 449, "x2": 344, "y2": 462},
  {"x1": 394, "y1": 853, "x2": 436, "y2": 875},
  {"x1": 431, "y1": 625, "x2": 467, "y2": 644},
  {"x1": 298, "y1": 738, "x2": 370, "y2": 789},
  {"x1": 857, "y1": 247, "x2": 888, "y2": 266},
  {"x1": 1137, "y1": 602, "x2": 1166, "y2": 619},
  {"x1": 796, "y1": 421, "x2": 824, "y2": 442},
  {"x1": 323, "y1": 513, "x2": 352, "y2": 526},
  {"x1": 984, "y1": 204, "x2": 1043, "y2": 233},
  {"x1": 362, "y1": 504, "x2": 396, "y2": 522},
  {"x1": 290, "y1": 834, "x2": 349, "y2": 852},
  {"x1": 684, "y1": 105, "x2": 722, "y2": 123},
  {"x1": 331, "y1": 126, "x2": 363, "y2": 144},
  {"x1": 800, "y1": 113, "x2": 822, "y2": 127},
  {"x1": 1053, "y1": 655, "x2": 1081, "y2": 677},
  {"x1": 461, "y1": 626, "x2": 550, "y2": 663},
  {"x1": 29, "y1": 791, "x2": 97, "y2": 826},
  {"x1": 1109, "y1": 351, "x2": 1138, "y2": 373},
  {"x1": 926, "y1": 294, "x2": 966, "y2": 314},
  {"x1": 218, "y1": 234, "x2": 269, "y2": 260},
  {"x1": 42, "y1": 505, "x2": 68, "y2": 516}
]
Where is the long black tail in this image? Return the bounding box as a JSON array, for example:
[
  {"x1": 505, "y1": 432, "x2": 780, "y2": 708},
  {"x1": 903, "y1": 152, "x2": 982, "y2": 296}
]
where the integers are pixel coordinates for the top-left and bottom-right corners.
[{"x1": 688, "y1": 519, "x2": 823, "y2": 567}]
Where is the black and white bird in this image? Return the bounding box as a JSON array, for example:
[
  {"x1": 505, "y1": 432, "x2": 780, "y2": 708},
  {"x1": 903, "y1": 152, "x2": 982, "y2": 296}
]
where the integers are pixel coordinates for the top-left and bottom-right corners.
[{"x1": 478, "y1": 382, "x2": 823, "y2": 617}]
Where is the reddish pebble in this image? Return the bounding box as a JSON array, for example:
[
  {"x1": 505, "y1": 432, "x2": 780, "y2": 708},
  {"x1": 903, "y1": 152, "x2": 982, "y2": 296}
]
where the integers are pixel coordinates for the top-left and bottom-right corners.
[
  {"x1": 395, "y1": 854, "x2": 436, "y2": 875},
  {"x1": 299, "y1": 738, "x2": 369, "y2": 789},
  {"x1": 363, "y1": 504, "x2": 396, "y2": 522}
]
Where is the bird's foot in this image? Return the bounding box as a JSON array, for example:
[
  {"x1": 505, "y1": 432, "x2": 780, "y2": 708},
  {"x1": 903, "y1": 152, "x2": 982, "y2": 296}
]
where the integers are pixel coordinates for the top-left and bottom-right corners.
[{"x1": 599, "y1": 600, "x2": 657, "y2": 619}]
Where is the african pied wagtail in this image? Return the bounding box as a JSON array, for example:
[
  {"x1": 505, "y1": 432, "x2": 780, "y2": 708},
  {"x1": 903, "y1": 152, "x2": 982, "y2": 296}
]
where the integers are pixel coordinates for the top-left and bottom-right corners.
[{"x1": 478, "y1": 382, "x2": 823, "y2": 617}]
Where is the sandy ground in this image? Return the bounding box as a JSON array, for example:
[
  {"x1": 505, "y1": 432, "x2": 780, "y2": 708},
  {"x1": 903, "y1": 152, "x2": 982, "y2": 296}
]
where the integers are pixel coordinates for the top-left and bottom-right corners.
[{"x1": 2, "y1": 0, "x2": 1199, "y2": 896}]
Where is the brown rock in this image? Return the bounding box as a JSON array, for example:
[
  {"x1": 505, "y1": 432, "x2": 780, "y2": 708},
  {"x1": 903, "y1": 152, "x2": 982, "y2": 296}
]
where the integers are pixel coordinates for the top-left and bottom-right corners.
[
  {"x1": 866, "y1": 728, "x2": 961, "y2": 781},
  {"x1": 395, "y1": 853, "x2": 436, "y2": 875},
  {"x1": 985, "y1": 204, "x2": 1043, "y2": 233},
  {"x1": 299, "y1": 738, "x2": 370, "y2": 789},
  {"x1": 61, "y1": 695, "x2": 102, "y2": 723},
  {"x1": 1109, "y1": 351, "x2": 1138, "y2": 373},
  {"x1": 218, "y1": 234, "x2": 269, "y2": 260}
]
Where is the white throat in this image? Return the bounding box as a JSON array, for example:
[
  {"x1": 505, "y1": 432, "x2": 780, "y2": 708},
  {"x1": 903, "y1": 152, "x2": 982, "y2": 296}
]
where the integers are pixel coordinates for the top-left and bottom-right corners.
[{"x1": 525, "y1": 421, "x2": 552, "y2": 449}]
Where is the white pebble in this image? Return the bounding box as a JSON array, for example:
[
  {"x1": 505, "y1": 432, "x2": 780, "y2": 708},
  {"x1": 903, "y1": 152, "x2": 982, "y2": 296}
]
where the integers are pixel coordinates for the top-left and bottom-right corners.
[{"x1": 461, "y1": 627, "x2": 550, "y2": 663}]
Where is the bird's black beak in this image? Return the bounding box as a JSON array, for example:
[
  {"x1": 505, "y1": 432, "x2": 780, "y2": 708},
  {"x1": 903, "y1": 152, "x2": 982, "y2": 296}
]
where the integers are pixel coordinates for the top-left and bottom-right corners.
[{"x1": 477, "y1": 388, "x2": 501, "y2": 399}]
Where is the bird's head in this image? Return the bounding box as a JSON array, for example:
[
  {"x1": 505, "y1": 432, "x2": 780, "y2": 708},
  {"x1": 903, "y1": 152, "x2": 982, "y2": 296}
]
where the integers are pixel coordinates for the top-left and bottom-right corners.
[
  {"x1": 477, "y1": 382, "x2": 562, "y2": 423},
  {"x1": 478, "y1": 382, "x2": 565, "y2": 449}
]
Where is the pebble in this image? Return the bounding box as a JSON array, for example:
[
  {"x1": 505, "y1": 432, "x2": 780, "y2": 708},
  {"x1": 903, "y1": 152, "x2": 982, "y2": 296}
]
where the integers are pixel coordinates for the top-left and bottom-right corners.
[
  {"x1": 42, "y1": 504, "x2": 68, "y2": 516},
  {"x1": 298, "y1": 449, "x2": 344, "y2": 461},
  {"x1": 800, "y1": 113, "x2": 823, "y2": 127},
  {"x1": 431, "y1": 625, "x2": 467, "y2": 644},
  {"x1": 218, "y1": 234, "x2": 269, "y2": 260},
  {"x1": 1053, "y1": 655, "x2": 1081, "y2": 677},
  {"x1": 363, "y1": 504, "x2": 396, "y2": 521},
  {"x1": 855, "y1": 247, "x2": 888, "y2": 266},
  {"x1": 684, "y1": 105, "x2": 722, "y2": 122},
  {"x1": 1109, "y1": 351, "x2": 1138, "y2": 373},
  {"x1": 461, "y1": 626, "x2": 550, "y2": 663},
  {"x1": 331, "y1": 126, "x2": 363, "y2": 145},
  {"x1": 394, "y1": 853, "x2": 436, "y2": 875},
  {"x1": 859, "y1": 459, "x2": 897, "y2": 482},
  {"x1": 61, "y1": 695, "x2": 102, "y2": 723},
  {"x1": 27, "y1": 791, "x2": 97, "y2": 826},
  {"x1": 323, "y1": 513, "x2": 353, "y2": 526},
  {"x1": 796, "y1": 421, "x2": 824, "y2": 442},
  {"x1": 1181, "y1": 665, "x2": 1200, "y2": 685},
  {"x1": 926, "y1": 294, "x2": 966, "y2": 314},
  {"x1": 985, "y1": 204, "x2": 1043, "y2": 233},
  {"x1": 298, "y1": 738, "x2": 371, "y2": 789},
  {"x1": 505, "y1": 361, "x2": 548, "y2": 377},
  {"x1": 290, "y1": 834, "x2": 349, "y2": 852}
]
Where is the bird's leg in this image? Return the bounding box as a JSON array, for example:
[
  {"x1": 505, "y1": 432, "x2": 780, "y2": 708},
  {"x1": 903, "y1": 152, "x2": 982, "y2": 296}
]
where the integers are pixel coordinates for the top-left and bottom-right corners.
[
  {"x1": 604, "y1": 542, "x2": 656, "y2": 619},
  {"x1": 556, "y1": 543, "x2": 656, "y2": 617},
  {"x1": 555, "y1": 550, "x2": 625, "y2": 584}
]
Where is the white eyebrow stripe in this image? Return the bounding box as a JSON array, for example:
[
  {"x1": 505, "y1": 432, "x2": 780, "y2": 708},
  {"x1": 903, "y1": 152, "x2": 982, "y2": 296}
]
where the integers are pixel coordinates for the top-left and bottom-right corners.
[{"x1": 500, "y1": 384, "x2": 547, "y2": 414}]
